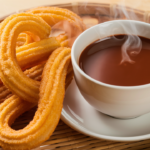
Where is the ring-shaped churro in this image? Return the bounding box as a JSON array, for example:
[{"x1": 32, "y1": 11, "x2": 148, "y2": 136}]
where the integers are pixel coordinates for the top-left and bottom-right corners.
[
  {"x1": 16, "y1": 33, "x2": 33, "y2": 47},
  {"x1": 0, "y1": 47, "x2": 71, "y2": 150},
  {"x1": 0, "y1": 6, "x2": 86, "y2": 150},
  {"x1": 0, "y1": 61, "x2": 73, "y2": 103},
  {"x1": 27, "y1": 7, "x2": 86, "y2": 31},
  {"x1": 16, "y1": 37, "x2": 60, "y2": 69},
  {"x1": 0, "y1": 13, "x2": 51, "y2": 103},
  {"x1": 0, "y1": 34, "x2": 68, "y2": 85}
]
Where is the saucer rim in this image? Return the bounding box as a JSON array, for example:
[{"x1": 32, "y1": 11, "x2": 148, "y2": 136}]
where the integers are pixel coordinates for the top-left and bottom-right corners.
[
  {"x1": 61, "y1": 110, "x2": 150, "y2": 142},
  {"x1": 61, "y1": 80, "x2": 150, "y2": 142}
]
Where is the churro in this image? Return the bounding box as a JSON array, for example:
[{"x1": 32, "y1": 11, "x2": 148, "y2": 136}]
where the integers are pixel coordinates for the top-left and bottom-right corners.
[
  {"x1": 27, "y1": 7, "x2": 86, "y2": 31},
  {"x1": 0, "y1": 13, "x2": 50, "y2": 103},
  {"x1": 0, "y1": 47, "x2": 71, "y2": 150},
  {"x1": 17, "y1": 33, "x2": 34, "y2": 47},
  {"x1": 0, "y1": 6, "x2": 86, "y2": 150}
]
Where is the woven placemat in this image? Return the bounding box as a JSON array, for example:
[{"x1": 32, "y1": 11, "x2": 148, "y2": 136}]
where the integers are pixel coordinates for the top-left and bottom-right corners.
[
  {"x1": 9, "y1": 108, "x2": 150, "y2": 150},
  {"x1": 1, "y1": 2, "x2": 150, "y2": 150},
  {"x1": 9, "y1": 107, "x2": 150, "y2": 150}
]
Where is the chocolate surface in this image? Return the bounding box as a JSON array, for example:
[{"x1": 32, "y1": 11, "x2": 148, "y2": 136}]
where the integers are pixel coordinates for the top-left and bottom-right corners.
[{"x1": 79, "y1": 35, "x2": 150, "y2": 86}]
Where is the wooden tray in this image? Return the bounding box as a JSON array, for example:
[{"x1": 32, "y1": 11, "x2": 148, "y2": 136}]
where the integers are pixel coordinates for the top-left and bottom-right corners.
[{"x1": 1, "y1": 2, "x2": 150, "y2": 150}]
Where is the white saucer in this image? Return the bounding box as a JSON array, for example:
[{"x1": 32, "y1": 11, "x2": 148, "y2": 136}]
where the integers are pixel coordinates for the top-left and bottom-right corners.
[{"x1": 61, "y1": 79, "x2": 150, "y2": 142}]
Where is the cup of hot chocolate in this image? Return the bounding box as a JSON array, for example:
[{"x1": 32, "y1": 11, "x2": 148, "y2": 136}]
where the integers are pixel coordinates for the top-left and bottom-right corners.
[{"x1": 71, "y1": 20, "x2": 150, "y2": 119}]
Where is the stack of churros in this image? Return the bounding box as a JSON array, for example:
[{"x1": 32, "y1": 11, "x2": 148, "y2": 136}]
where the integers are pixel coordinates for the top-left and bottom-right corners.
[{"x1": 0, "y1": 7, "x2": 86, "y2": 150}]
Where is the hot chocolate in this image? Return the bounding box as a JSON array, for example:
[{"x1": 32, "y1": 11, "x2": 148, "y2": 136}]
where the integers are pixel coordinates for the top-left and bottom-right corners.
[{"x1": 79, "y1": 35, "x2": 150, "y2": 86}]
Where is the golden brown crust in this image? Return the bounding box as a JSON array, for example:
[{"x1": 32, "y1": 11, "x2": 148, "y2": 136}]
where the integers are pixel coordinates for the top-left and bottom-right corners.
[
  {"x1": 16, "y1": 37, "x2": 60, "y2": 69},
  {"x1": 0, "y1": 13, "x2": 51, "y2": 103},
  {"x1": 16, "y1": 33, "x2": 33, "y2": 47},
  {"x1": 0, "y1": 62, "x2": 73, "y2": 103},
  {"x1": 0, "y1": 33, "x2": 68, "y2": 85},
  {"x1": 0, "y1": 47, "x2": 71, "y2": 150},
  {"x1": 0, "y1": 6, "x2": 86, "y2": 150},
  {"x1": 27, "y1": 7, "x2": 86, "y2": 31}
]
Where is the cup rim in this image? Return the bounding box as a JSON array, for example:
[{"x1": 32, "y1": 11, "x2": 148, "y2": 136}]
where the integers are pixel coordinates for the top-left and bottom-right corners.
[{"x1": 71, "y1": 20, "x2": 150, "y2": 90}]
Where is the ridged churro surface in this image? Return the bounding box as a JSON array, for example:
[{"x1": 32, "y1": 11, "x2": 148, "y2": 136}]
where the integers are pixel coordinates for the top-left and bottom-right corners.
[
  {"x1": 0, "y1": 47, "x2": 71, "y2": 150},
  {"x1": 0, "y1": 6, "x2": 85, "y2": 150}
]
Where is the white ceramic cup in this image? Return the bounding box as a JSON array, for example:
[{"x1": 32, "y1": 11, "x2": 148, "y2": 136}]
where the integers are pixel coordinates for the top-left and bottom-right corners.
[{"x1": 71, "y1": 20, "x2": 150, "y2": 119}]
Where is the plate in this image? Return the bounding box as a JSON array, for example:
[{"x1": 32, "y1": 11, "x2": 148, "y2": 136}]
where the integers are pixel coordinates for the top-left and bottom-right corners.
[{"x1": 61, "y1": 79, "x2": 150, "y2": 142}]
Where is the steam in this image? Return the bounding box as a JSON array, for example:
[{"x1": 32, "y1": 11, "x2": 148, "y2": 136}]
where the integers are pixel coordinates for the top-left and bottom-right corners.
[
  {"x1": 110, "y1": 0, "x2": 143, "y2": 64},
  {"x1": 51, "y1": 20, "x2": 82, "y2": 47},
  {"x1": 120, "y1": 34, "x2": 142, "y2": 64},
  {"x1": 51, "y1": 0, "x2": 143, "y2": 61},
  {"x1": 80, "y1": 0, "x2": 143, "y2": 64}
]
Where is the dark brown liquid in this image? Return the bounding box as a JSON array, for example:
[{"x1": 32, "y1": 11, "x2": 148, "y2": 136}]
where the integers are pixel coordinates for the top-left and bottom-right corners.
[{"x1": 79, "y1": 35, "x2": 150, "y2": 86}]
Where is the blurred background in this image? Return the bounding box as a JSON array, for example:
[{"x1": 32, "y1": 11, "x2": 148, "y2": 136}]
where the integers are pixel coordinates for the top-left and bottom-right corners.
[{"x1": 0, "y1": 0, "x2": 150, "y2": 18}]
